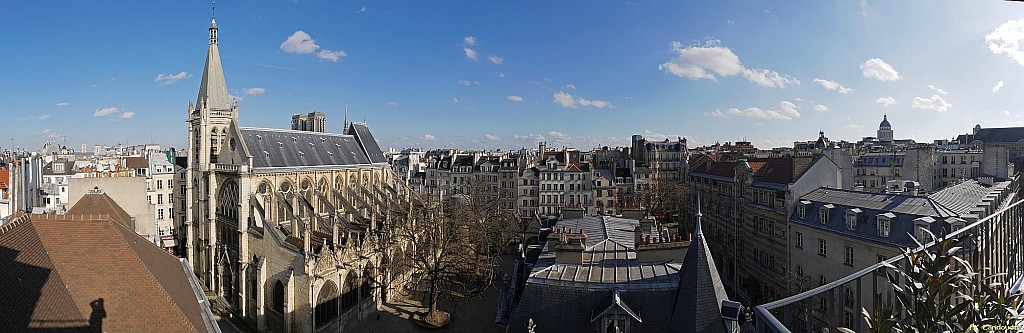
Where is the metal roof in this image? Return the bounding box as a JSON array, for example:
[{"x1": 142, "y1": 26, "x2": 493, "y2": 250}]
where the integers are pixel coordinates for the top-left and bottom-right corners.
[{"x1": 196, "y1": 19, "x2": 231, "y2": 112}]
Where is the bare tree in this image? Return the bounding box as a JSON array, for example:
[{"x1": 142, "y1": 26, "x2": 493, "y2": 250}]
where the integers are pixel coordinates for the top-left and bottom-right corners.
[{"x1": 397, "y1": 179, "x2": 515, "y2": 326}]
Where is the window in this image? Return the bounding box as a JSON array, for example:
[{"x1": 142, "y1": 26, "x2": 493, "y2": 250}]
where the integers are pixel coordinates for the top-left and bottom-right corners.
[
  {"x1": 272, "y1": 281, "x2": 285, "y2": 314},
  {"x1": 158, "y1": 209, "x2": 164, "y2": 220},
  {"x1": 845, "y1": 213, "x2": 857, "y2": 230},
  {"x1": 818, "y1": 238, "x2": 827, "y2": 257},
  {"x1": 796, "y1": 265, "x2": 803, "y2": 277},
  {"x1": 915, "y1": 225, "x2": 929, "y2": 243},
  {"x1": 157, "y1": 180, "x2": 163, "y2": 189},
  {"x1": 844, "y1": 246, "x2": 854, "y2": 266},
  {"x1": 878, "y1": 216, "x2": 891, "y2": 237},
  {"x1": 157, "y1": 194, "x2": 163, "y2": 204},
  {"x1": 819, "y1": 208, "x2": 829, "y2": 225},
  {"x1": 795, "y1": 232, "x2": 803, "y2": 249},
  {"x1": 147, "y1": 195, "x2": 152, "y2": 204},
  {"x1": 798, "y1": 204, "x2": 806, "y2": 219},
  {"x1": 876, "y1": 255, "x2": 887, "y2": 275}
]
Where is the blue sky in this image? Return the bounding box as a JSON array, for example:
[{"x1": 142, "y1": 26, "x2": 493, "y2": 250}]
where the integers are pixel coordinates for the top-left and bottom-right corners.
[{"x1": 4, "y1": 1, "x2": 1024, "y2": 152}]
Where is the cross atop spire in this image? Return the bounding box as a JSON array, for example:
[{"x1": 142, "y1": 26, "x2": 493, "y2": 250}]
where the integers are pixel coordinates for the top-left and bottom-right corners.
[{"x1": 694, "y1": 193, "x2": 703, "y2": 236}]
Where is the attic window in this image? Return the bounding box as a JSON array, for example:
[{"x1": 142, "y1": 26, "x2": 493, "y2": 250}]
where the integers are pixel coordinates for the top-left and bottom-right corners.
[
  {"x1": 256, "y1": 135, "x2": 262, "y2": 140},
  {"x1": 263, "y1": 151, "x2": 270, "y2": 158},
  {"x1": 276, "y1": 142, "x2": 283, "y2": 148},
  {"x1": 292, "y1": 136, "x2": 297, "y2": 142},
  {"x1": 309, "y1": 142, "x2": 315, "y2": 147},
  {"x1": 299, "y1": 151, "x2": 304, "y2": 156},
  {"x1": 321, "y1": 138, "x2": 326, "y2": 143}
]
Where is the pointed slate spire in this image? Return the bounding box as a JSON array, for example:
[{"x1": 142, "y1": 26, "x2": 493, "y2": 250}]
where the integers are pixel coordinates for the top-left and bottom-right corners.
[
  {"x1": 670, "y1": 193, "x2": 730, "y2": 333},
  {"x1": 196, "y1": 18, "x2": 232, "y2": 112}
]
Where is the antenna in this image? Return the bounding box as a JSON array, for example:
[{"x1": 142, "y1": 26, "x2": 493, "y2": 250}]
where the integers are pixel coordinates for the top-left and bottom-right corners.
[{"x1": 212, "y1": 0, "x2": 216, "y2": 18}]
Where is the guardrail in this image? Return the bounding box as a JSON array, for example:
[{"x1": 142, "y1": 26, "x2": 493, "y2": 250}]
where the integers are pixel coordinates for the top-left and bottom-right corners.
[{"x1": 754, "y1": 196, "x2": 1024, "y2": 332}]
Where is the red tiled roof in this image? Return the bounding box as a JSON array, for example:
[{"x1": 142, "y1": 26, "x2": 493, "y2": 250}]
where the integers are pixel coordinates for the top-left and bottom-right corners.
[
  {"x1": 0, "y1": 169, "x2": 9, "y2": 189},
  {"x1": 66, "y1": 193, "x2": 133, "y2": 229},
  {"x1": 0, "y1": 204, "x2": 212, "y2": 332}
]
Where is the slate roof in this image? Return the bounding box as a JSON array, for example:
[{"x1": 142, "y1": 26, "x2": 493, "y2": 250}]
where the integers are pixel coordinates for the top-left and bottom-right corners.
[
  {"x1": 670, "y1": 213, "x2": 729, "y2": 333},
  {"x1": 347, "y1": 122, "x2": 387, "y2": 164},
  {"x1": 196, "y1": 19, "x2": 231, "y2": 111},
  {"x1": 971, "y1": 127, "x2": 1024, "y2": 144},
  {"x1": 0, "y1": 198, "x2": 217, "y2": 332},
  {"x1": 42, "y1": 160, "x2": 76, "y2": 176},
  {"x1": 240, "y1": 127, "x2": 384, "y2": 171},
  {"x1": 793, "y1": 181, "x2": 1010, "y2": 249}
]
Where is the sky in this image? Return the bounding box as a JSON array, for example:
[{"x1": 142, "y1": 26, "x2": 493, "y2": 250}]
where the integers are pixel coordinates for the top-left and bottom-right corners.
[{"x1": 4, "y1": 1, "x2": 1024, "y2": 152}]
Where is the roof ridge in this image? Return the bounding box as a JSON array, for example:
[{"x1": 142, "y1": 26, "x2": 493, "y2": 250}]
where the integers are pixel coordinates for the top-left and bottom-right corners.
[
  {"x1": 0, "y1": 213, "x2": 32, "y2": 236},
  {"x1": 106, "y1": 221, "x2": 201, "y2": 333}
]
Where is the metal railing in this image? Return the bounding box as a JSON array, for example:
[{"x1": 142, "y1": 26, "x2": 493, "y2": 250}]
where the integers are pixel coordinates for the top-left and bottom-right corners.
[{"x1": 754, "y1": 196, "x2": 1024, "y2": 332}]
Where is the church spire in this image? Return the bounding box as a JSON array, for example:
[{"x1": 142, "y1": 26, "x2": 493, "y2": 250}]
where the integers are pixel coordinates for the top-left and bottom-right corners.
[
  {"x1": 694, "y1": 193, "x2": 703, "y2": 236},
  {"x1": 196, "y1": 16, "x2": 231, "y2": 112},
  {"x1": 344, "y1": 103, "x2": 350, "y2": 133}
]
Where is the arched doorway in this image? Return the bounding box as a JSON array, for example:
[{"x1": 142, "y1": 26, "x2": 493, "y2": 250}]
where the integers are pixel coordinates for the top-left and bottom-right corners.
[{"x1": 315, "y1": 280, "x2": 340, "y2": 328}]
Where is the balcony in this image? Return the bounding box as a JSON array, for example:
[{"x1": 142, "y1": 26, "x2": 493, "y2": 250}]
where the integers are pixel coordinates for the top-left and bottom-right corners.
[
  {"x1": 753, "y1": 196, "x2": 1024, "y2": 332},
  {"x1": 214, "y1": 163, "x2": 241, "y2": 173}
]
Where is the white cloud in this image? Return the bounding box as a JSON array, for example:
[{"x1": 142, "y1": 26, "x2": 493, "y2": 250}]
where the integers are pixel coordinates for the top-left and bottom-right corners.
[
  {"x1": 814, "y1": 104, "x2": 829, "y2": 112},
  {"x1": 387, "y1": 101, "x2": 399, "y2": 107},
  {"x1": 986, "y1": 20, "x2": 1024, "y2": 67},
  {"x1": 316, "y1": 50, "x2": 347, "y2": 62},
  {"x1": 498, "y1": 72, "x2": 505, "y2": 78},
  {"x1": 229, "y1": 94, "x2": 244, "y2": 102},
  {"x1": 420, "y1": 134, "x2": 438, "y2": 141},
  {"x1": 458, "y1": 80, "x2": 479, "y2": 86},
  {"x1": 94, "y1": 107, "x2": 120, "y2": 117},
  {"x1": 513, "y1": 134, "x2": 545, "y2": 141},
  {"x1": 38, "y1": 114, "x2": 52, "y2": 120},
  {"x1": 242, "y1": 87, "x2": 266, "y2": 95},
  {"x1": 154, "y1": 72, "x2": 192, "y2": 85},
  {"x1": 507, "y1": 95, "x2": 523, "y2": 102},
  {"x1": 843, "y1": 123, "x2": 863, "y2": 130},
  {"x1": 488, "y1": 55, "x2": 504, "y2": 64},
  {"x1": 464, "y1": 36, "x2": 476, "y2": 46},
  {"x1": 39, "y1": 129, "x2": 61, "y2": 139},
  {"x1": 118, "y1": 111, "x2": 135, "y2": 120},
  {"x1": 576, "y1": 96, "x2": 612, "y2": 108},
  {"x1": 993, "y1": 81, "x2": 1005, "y2": 93},
  {"x1": 926, "y1": 85, "x2": 948, "y2": 95},
  {"x1": 911, "y1": 95, "x2": 951, "y2": 112},
  {"x1": 547, "y1": 131, "x2": 571, "y2": 141},
  {"x1": 860, "y1": 58, "x2": 900, "y2": 81},
  {"x1": 875, "y1": 97, "x2": 897, "y2": 107},
  {"x1": 564, "y1": 84, "x2": 577, "y2": 90},
  {"x1": 55, "y1": 102, "x2": 69, "y2": 107},
  {"x1": 463, "y1": 48, "x2": 478, "y2": 60},
  {"x1": 813, "y1": 78, "x2": 852, "y2": 93},
  {"x1": 485, "y1": 134, "x2": 502, "y2": 141},
  {"x1": 356, "y1": 7, "x2": 367, "y2": 13},
  {"x1": 552, "y1": 91, "x2": 612, "y2": 109},
  {"x1": 658, "y1": 39, "x2": 799, "y2": 88},
  {"x1": 281, "y1": 31, "x2": 319, "y2": 53},
  {"x1": 451, "y1": 97, "x2": 460, "y2": 103},
  {"x1": 553, "y1": 92, "x2": 577, "y2": 108},
  {"x1": 280, "y1": 31, "x2": 346, "y2": 62},
  {"x1": 710, "y1": 100, "x2": 801, "y2": 120}
]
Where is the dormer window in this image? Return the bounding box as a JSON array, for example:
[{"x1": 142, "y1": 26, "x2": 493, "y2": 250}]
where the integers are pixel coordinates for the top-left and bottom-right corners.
[
  {"x1": 845, "y1": 208, "x2": 861, "y2": 230},
  {"x1": 820, "y1": 204, "x2": 834, "y2": 225},
  {"x1": 913, "y1": 217, "x2": 935, "y2": 244},
  {"x1": 877, "y1": 212, "x2": 895, "y2": 238},
  {"x1": 946, "y1": 217, "x2": 966, "y2": 234},
  {"x1": 798, "y1": 201, "x2": 809, "y2": 219}
]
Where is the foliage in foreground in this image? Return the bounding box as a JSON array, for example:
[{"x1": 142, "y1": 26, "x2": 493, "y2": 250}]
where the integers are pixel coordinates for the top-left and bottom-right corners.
[{"x1": 863, "y1": 231, "x2": 1023, "y2": 332}]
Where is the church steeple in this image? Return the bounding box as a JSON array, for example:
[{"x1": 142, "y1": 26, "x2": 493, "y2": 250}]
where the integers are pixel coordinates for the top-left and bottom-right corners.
[{"x1": 196, "y1": 18, "x2": 231, "y2": 112}]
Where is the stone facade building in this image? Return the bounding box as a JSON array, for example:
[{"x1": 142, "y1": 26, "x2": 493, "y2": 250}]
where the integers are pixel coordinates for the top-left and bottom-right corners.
[{"x1": 184, "y1": 18, "x2": 406, "y2": 333}]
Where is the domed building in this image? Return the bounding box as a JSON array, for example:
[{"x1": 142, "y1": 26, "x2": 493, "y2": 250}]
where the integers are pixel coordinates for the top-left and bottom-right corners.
[{"x1": 877, "y1": 115, "x2": 893, "y2": 143}]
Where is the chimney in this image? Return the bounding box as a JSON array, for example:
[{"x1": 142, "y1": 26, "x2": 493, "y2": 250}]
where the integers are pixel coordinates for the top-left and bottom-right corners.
[
  {"x1": 554, "y1": 229, "x2": 587, "y2": 264},
  {"x1": 622, "y1": 207, "x2": 642, "y2": 220},
  {"x1": 636, "y1": 238, "x2": 690, "y2": 264},
  {"x1": 633, "y1": 225, "x2": 643, "y2": 246},
  {"x1": 538, "y1": 141, "x2": 547, "y2": 163},
  {"x1": 563, "y1": 205, "x2": 585, "y2": 219}
]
